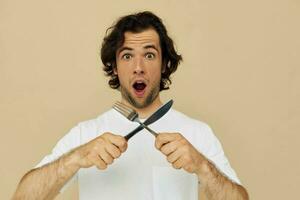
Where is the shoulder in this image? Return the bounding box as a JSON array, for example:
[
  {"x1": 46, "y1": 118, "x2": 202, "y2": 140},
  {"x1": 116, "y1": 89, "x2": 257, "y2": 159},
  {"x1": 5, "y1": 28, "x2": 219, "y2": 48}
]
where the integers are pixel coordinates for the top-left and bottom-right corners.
[
  {"x1": 167, "y1": 108, "x2": 212, "y2": 132},
  {"x1": 35, "y1": 109, "x2": 118, "y2": 168},
  {"x1": 166, "y1": 109, "x2": 219, "y2": 151},
  {"x1": 48, "y1": 109, "x2": 117, "y2": 147},
  {"x1": 76, "y1": 109, "x2": 115, "y2": 131}
]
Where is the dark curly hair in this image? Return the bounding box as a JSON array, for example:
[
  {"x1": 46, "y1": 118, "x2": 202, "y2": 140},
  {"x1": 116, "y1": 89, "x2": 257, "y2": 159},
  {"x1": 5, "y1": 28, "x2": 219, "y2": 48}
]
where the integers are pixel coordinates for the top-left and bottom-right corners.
[{"x1": 101, "y1": 11, "x2": 182, "y2": 91}]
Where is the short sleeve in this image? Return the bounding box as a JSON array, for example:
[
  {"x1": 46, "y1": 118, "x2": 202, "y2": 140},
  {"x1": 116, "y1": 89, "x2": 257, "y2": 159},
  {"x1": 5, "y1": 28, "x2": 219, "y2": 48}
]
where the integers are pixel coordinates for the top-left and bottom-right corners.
[
  {"x1": 196, "y1": 124, "x2": 242, "y2": 185},
  {"x1": 34, "y1": 125, "x2": 82, "y2": 192}
]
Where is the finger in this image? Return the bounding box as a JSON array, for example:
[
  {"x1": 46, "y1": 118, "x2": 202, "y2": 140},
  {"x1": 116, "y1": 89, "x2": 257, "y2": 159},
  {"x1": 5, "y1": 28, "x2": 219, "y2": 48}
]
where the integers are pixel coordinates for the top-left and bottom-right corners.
[
  {"x1": 160, "y1": 140, "x2": 179, "y2": 156},
  {"x1": 107, "y1": 134, "x2": 128, "y2": 152},
  {"x1": 167, "y1": 149, "x2": 182, "y2": 163},
  {"x1": 172, "y1": 157, "x2": 184, "y2": 169},
  {"x1": 155, "y1": 133, "x2": 181, "y2": 150},
  {"x1": 87, "y1": 154, "x2": 107, "y2": 170},
  {"x1": 99, "y1": 148, "x2": 114, "y2": 165},
  {"x1": 183, "y1": 165, "x2": 194, "y2": 173},
  {"x1": 105, "y1": 143, "x2": 122, "y2": 159}
]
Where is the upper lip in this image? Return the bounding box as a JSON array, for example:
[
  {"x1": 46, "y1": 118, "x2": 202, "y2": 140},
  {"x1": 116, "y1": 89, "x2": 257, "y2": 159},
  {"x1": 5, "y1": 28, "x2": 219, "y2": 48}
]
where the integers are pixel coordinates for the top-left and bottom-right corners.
[{"x1": 132, "y1": 79, "x2": 147, "y2": 86}]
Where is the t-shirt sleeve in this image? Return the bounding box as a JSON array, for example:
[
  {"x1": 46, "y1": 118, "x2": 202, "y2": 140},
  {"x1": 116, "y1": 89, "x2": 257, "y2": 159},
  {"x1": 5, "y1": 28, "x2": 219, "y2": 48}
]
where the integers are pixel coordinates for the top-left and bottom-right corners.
[
  {"x1": 196, "y1": 123, "x2": 242, "y2": 185},
  {"x1": 34, "y1": 125, "x2": 82, "y2": 192}
]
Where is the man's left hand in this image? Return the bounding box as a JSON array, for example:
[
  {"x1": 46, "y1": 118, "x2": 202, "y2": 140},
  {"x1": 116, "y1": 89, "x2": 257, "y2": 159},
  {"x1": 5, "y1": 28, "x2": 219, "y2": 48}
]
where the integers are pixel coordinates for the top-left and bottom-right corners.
[{"x1": 155, "y1": 132, "x2": 208, "y2": 176}]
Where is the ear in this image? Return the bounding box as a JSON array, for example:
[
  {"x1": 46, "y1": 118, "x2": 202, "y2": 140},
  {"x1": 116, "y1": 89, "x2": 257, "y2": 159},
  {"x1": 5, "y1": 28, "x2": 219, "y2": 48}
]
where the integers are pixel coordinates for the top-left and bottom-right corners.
[
  {"x1": 113, "y1": 67, "x2": 118, "y2": 75},
  {"x1": 161, "y1": 61, "x2": 169, "y2": 73},
  {"x1": 162, "y1": 65, "x2": 165, "y2": 73}
]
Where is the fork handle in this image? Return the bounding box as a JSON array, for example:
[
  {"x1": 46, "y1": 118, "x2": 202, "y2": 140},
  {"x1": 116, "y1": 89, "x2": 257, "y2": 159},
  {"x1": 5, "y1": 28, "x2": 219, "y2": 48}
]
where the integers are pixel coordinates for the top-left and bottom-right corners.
[
  {"x1": 138, "y1": 122, "x2": 158, "y2": 137},
  {"x1": 124, "y1": 124, "x2": 157, "y2": 141}
]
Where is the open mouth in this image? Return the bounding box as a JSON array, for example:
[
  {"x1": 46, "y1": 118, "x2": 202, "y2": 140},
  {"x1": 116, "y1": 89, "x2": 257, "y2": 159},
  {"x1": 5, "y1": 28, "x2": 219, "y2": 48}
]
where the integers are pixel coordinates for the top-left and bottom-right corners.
[{"x1": 132, "y1": 81, "x2": 147, "y2": 96}]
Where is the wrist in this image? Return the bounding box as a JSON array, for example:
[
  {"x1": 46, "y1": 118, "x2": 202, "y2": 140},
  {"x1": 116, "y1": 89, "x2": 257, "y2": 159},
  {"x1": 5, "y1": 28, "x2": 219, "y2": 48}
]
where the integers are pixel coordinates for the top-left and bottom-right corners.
[
  {"x1": 195, "y1": 159, "x2": 212, "y2": 183},
  {"x1": 57, "y1": 150, "x2": 80, "y2": 181}
]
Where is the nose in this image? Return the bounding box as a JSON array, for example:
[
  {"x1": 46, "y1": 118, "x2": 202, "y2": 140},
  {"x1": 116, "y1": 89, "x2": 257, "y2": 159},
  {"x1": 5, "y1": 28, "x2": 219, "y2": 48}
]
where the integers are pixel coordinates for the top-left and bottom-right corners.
[{"x1": 133, "y1": 56, "x2": 145, "y2": 75}]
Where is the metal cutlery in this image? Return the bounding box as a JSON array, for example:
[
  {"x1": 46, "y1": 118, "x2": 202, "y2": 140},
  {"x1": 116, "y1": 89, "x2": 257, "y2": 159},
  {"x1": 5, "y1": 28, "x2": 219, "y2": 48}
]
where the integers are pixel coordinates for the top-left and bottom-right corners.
[{"x1": 113, "y1": 102, "x2": 158, "y2": 137}]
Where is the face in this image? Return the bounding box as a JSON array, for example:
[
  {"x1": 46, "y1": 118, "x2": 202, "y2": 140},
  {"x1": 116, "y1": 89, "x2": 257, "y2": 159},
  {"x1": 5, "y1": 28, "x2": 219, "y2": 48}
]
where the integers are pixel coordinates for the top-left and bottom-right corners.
[{"x1": 115, "y1": 29, "x2": 162, "y2": 108}]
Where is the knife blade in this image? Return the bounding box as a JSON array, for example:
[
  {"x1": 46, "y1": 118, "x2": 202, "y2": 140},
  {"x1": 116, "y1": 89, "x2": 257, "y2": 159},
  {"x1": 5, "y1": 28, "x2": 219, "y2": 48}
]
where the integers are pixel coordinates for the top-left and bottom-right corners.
[{"x1": 124, "y1": 99, "x2": 173, "y2": 140}]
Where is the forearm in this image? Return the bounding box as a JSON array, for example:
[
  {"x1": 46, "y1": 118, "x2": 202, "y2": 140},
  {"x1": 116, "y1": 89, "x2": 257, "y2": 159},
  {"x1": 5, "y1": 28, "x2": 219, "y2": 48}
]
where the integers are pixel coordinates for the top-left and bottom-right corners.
[
  {"x1": 198, "y1": 160, "x2": 249, "y2": 200},
  {"x1": 12, "y1": 150, "x2": 79, "y2": 200},
  {"x1": 12, "y1": 132, "x2": 128, "y2": 199}
]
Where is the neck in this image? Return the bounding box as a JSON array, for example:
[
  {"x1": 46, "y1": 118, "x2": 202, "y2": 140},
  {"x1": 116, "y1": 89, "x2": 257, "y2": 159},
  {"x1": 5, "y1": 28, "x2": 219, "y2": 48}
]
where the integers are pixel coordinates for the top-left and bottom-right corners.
[{"x1": 121, "y1": 96, "x2": 163, "y2": 119}]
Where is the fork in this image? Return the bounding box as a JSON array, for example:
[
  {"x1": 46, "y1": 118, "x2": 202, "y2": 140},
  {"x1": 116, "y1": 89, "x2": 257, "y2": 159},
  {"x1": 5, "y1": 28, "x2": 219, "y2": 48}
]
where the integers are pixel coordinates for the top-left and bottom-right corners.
[{"x1": 113, "y1": 101, "x2": 158, "y2": 137}]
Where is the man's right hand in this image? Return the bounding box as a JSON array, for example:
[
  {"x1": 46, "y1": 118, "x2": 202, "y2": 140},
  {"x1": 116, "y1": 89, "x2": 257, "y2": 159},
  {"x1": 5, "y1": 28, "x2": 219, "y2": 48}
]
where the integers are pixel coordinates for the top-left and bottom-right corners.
[
  {"x1": 12, "y1": 132, "x2": 127, "y2": 200},
  {"x1": 73, "y1": 132, "x2": 128, "y2": 170}
]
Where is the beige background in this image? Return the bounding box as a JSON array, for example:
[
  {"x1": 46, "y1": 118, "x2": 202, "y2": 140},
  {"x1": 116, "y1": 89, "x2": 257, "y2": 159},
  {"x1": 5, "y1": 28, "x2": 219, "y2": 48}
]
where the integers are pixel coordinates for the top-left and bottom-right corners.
[{"x1": 1, "y1": 0, "x2": 299, "y2": 199}]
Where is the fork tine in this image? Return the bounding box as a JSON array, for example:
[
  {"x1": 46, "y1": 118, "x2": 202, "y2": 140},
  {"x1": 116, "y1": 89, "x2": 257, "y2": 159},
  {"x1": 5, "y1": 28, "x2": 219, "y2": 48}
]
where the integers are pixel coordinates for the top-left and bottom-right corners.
[
  {"x1": 115, "y1": 102, "x2": 134, "y2": 113},
  {"x1": 115, "y1": 102, "x2": 137, "y2": 118},
  {"x1": 113, "y1": 102, "x2": 138, "y2": 121},
  {"x1": 115, "y1": 103, "x2": 135, "y2": 117},
  {"x1": 112, "y1": 101, "x2": 158, "y2": 138},
  {"x1": 113, "y1": 104, "x2": 130, "y2": 116}
]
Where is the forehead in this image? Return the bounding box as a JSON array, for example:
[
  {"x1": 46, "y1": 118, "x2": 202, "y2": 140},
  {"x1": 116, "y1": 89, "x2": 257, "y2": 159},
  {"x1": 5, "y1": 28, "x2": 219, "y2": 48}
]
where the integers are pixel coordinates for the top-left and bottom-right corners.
[{"x1": 121, "y1": 28, "x2": 160, "y2": 48}]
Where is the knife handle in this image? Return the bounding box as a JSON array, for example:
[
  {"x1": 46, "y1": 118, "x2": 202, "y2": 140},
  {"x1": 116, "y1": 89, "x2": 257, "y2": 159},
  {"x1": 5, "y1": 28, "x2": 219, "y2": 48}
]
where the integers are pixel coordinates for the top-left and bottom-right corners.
[
  {"x1": 124, "y1": 99, "x2": 173, "y2": 140},
  {"x1": 124, "y1": 124, "x2": 158, "y2": 141},
  {"x1": 138, "y1": 122, "x2": 158, "y2": 137},
  {"x1": 124, "y1": 126, "x2": 143, "y2": 140}
]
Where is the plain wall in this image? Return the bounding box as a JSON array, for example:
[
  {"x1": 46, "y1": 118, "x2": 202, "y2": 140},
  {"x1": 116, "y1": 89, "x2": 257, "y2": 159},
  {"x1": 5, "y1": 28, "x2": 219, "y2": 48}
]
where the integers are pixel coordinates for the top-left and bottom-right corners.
[{"x1": 1, "y1": 0, "x2": 299, "y2": 199}]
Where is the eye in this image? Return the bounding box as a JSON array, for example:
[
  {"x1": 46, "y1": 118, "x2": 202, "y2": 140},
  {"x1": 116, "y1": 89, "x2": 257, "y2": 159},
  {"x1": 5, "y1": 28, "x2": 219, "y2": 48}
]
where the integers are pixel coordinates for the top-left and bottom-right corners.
[
  {"x1": 122, "y1": 53, "x2": 132, "y2": 60},
  {"x1": 145, "y1": 52, "x2": 155, "y2": 59}
]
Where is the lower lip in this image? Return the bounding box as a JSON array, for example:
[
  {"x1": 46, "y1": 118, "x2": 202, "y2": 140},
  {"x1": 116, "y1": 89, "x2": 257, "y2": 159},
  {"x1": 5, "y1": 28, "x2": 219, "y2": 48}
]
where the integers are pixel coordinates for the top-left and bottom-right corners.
[{"x1": 134, "y1": 88, "x2": 146, "y2": 97}]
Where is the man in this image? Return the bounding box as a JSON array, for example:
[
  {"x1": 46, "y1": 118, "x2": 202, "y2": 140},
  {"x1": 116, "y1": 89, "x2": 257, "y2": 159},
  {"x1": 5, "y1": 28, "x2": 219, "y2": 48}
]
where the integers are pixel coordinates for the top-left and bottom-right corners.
[{"x1": 13, "y1": 11, "x2": 249, "y2": 200}]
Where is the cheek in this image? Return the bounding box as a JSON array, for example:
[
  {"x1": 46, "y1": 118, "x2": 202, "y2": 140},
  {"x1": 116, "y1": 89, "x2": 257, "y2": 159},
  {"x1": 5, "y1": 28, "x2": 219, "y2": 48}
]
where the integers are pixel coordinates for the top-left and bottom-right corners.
[
  {"x1": 116, "y1": 68, "x2": 131, "y2": 86},
  {"x1": 117, "y1": 73, "x2": 126, "y2": 85},
  {"x1": 151, "y1": 69, "x2": 162, "y2": 81},
  {"x1": 148, "y1": 62, "x2": 162, "y2": 77}
]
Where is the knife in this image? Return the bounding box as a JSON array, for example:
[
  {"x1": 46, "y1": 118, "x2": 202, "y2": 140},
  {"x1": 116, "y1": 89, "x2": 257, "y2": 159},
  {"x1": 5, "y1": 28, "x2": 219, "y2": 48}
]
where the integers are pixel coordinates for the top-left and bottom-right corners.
[{"x1": 124, "y1": 99, "x2": 173, "y2": 140}]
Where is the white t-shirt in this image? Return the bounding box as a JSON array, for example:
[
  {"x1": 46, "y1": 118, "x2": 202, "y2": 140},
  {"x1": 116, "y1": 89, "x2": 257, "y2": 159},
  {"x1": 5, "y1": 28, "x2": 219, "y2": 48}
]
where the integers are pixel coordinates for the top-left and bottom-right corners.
[{"x1": 36, "y1": 108, "x2": 241, "y2": 200}]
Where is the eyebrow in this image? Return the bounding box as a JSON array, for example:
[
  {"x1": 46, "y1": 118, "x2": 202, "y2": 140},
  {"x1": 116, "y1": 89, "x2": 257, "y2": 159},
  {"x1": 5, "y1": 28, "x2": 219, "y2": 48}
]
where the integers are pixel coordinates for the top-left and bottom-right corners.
[
  {"x1": 144, "y1": 44, "x2": 159, "y2": 52},
  {"x1": 117, "y1": 47, "x2": 133, "y2": 54},
  {"x1": 117, "y1": 44, "x2": 159, "y2": 55}
]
